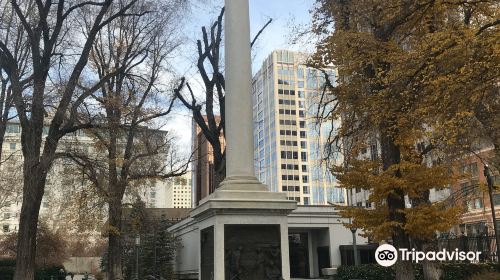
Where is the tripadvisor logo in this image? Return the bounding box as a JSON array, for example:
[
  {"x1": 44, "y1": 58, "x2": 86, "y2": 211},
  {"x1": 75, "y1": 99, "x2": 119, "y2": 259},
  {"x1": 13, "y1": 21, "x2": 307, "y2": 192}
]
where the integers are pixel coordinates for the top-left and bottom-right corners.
[
  {"x1": 375, "y1": 244, "x2": 482, "y2": 267},
  {"x1": 375, "y1": 244, "x2": 398, "y2": 267}
]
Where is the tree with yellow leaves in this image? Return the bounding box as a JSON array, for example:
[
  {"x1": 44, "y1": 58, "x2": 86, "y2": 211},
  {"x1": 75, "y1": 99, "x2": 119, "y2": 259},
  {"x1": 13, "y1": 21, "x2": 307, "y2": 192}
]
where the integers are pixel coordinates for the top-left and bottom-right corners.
[{"x1": 310, "y1": 1, "x2": 498, "y2": 279}]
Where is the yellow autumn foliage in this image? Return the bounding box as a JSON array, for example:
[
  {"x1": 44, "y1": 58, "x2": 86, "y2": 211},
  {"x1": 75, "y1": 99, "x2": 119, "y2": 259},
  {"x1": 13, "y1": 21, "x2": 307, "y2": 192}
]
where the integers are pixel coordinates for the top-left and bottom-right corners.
[{"x1": 311, "y1": 0, "x2": 498, "y2": 245}]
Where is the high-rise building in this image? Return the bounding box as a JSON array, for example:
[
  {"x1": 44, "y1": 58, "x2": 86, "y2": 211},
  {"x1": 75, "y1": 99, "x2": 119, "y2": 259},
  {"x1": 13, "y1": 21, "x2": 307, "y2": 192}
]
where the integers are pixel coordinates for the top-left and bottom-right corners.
[
  {"x1": 170, "y1": 172, "x2": 193, "y2": 209},
  {"x1": 138, "y1": 171, "x2": 192, "y2": 209},
  {"x1": 252, "y1": 50, "x2": 345, "y2": 205}
]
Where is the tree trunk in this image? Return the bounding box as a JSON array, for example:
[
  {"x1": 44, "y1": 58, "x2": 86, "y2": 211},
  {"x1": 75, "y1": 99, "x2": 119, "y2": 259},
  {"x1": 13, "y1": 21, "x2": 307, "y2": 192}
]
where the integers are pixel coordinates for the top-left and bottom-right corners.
[
  {"x1": 380, "y1": 125, "x2": 414, "y2": 280},
  {"x1": 13, "y1": 164, "x2": 46, "y2": 280},
  {"x1": 107, "y1": 197, "x2": 124, "y2": 280},
  {"x1": 213, "y1": 154, "x2": 226, "y2": 189},
  {"x1": 395, "y1": 261, "x2": 415, "y2": 280},
  {"x1": 0, "y1": 123, "x2": 5, "y2": 163},
  {"x1": 422, "y1": 260, "x2": 442, "y2": 280}
]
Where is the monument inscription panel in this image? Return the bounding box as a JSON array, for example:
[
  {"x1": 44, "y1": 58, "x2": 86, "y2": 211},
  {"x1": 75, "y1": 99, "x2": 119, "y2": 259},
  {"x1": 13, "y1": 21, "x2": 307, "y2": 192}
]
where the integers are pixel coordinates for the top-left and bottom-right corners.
[{"x1": 224, "y1": 225, "x2": 282, "y2": 280}]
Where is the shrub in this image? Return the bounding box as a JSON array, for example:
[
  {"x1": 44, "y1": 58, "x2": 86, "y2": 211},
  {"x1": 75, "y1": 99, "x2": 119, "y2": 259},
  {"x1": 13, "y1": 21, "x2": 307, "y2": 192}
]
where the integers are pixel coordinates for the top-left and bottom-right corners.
[
  {"x1": 469, "y1": 272, "x2": 500, "y2": 280},
  {"x1": 336, "y1": 262, "x2": 496, "y2": 280},
  {"x1": 0, "y1": 260, "x2": 65, "y2": 280},
  {"x1": 336, "y1": 264, "x2": 395, "y2": 280},
  {"x1": 0, "y1": 259, "x2": 15, "y2": 280},
  {"x1": 440, "y1": 262, "x2": 497, "y2": 280},
  {"x1": 35, "y1": 265, "x2": 65, "y2": 280}
]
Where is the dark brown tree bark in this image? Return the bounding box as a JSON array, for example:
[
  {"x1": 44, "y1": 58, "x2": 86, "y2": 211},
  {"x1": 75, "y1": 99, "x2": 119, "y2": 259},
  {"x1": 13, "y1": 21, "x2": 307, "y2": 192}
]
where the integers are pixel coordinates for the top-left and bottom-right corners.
[
  {"x1": 380, "y1": 124, "x2": 414, "y2": 280},
  {"x1": 15, "y1": 167, "x2": 47, "y2": 280},
  {"x1": 0, "y1": 1, "x2": 141, "y2": 279},
  {"x1": 107, "y1": 195, "x2": 124, "y2": 280}
]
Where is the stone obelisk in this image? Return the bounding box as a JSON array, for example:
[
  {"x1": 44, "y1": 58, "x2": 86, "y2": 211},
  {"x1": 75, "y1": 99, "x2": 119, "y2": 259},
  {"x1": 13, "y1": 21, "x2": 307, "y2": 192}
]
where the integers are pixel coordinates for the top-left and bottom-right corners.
[
  {"x1": 191, "y1": 1, "x2": 297, "y2": 279},
  {"x1": 222, "y1": 0, "x2": 258, "y2": 186}
]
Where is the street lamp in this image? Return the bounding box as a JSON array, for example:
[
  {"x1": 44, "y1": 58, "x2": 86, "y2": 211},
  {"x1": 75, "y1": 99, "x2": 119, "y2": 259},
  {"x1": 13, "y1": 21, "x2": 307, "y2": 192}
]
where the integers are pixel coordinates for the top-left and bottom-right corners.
[
  {"x1": 135, "y1": 234, "x2": 140, "y2": 280},
  {"x1": 484, "y1": 164, "x2": 500, "y2": 262},
  {"x1": 350, "y1": 225, "x2": 360, "y2": 266}
]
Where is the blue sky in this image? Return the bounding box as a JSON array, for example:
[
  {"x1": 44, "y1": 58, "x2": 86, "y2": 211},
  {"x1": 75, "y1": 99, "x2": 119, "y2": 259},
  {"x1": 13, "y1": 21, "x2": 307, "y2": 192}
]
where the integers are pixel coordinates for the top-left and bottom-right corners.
[
  {"x1": 175, "y1": 0, "x2": 315, "y2": 74},
  {"x1": 248, "y1": 0, "x2": 315, "y2": 68},
  {"x1": 166, "y1": 0, "x2": 316, "y2": 152}
]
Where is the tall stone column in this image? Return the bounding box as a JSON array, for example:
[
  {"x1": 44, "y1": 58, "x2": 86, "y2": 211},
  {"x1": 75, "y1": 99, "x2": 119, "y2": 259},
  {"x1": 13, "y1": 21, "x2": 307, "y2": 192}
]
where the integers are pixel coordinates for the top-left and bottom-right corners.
[
  {"x1": 222, "y1": 0, "x2": 260, "y2": 187},
  {"x1": 188, "y1": 2, "x2": 297, "y2": 279}
]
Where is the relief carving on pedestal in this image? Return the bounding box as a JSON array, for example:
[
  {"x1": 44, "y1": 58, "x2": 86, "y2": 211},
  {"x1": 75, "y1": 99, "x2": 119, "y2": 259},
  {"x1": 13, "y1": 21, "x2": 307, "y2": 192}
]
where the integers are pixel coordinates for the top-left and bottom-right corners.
[{"x1": 225, "y1": 225, "x2": 283, "y2": 280}]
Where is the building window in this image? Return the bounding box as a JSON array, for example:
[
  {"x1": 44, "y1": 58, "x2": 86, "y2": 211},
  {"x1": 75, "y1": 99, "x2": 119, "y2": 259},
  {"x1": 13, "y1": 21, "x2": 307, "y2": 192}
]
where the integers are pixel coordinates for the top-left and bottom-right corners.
[
  {"x1": 300, "y1": 131, "x2": 306, "y2": 138},
  {"x1": 466, "y1": 200, "x2": 474, "y2": 211},
  {"x1": 301, "y1": 152, "x2": 307, "y2": 161},
  {"x1": 150, "y1": 191, "x2": 156, "y2": 198},
  {"x1": 4, "y1": 213, "x2": 10, "y2": 219},
  {"x1": 2, "y1": 225, "x2": 9, "y2": 233},
  {"x1": 470, "y1": 163, "x2": 478, "y2": 177},
  {"x1": 299, "y1": 121, "x2": 305, "y2": 128},
  {"x1": 9, "y1": 143, "x2": 16, "y2": 150},
  {"x1": 298, "y1": 81, "x2": 304, "y2": 88},
  {"x1": 304, "y1": 197, "x2": 309, "y2": 205},
  {"x1": 303, "y1": 186, "x2": 309, "y2": 194},
  {"x1": 300, "y1": 141, "x2": 307, "y2": 149},
  {"x1": 370, "y1": 143, "x2": 378, "y2": 161},
  {"x1": 6, "y1": 124, "x2": 19, "y2": 133},
  {"x1": 460, "y1": 163, "x2": 479, "y2": 177},
  {"x1": 493, "y1": 194, "x2": 500, "y2": 206},
  {"x1": 302, "y1": 176, "x2": 308, "y2": 183},
  {"x1": 297, "y1": 68, "x2": 304, "y2": 78},
  {"x1": 474, "y1": 198, "x2": 483, "y2": 209}
]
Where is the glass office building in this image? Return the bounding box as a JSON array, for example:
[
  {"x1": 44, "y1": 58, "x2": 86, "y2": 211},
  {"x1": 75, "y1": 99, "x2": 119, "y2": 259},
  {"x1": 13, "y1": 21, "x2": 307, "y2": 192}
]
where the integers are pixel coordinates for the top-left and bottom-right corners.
[{"x1": 252, "y1": 50, "x2": 345, "y2": 205}]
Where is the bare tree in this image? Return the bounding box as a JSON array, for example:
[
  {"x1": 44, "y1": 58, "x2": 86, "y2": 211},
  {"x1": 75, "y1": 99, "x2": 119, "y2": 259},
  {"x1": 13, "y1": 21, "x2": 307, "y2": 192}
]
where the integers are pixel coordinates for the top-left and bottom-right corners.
[
  {"x1": 0, "y1": 157, "x2": 22, "y2": 217},
  {"x1": 0, "y1": 1, "x2": 28, "y2": 165},
  {"x1": 174, "y1": 7, "x2": 271, "y2": 190},
  {"x1": 58, "y1": 1, "x2": 189, "y2": 278},
  {"x1": 0, "y1": 0, "x2": 143, "y2": 278}
]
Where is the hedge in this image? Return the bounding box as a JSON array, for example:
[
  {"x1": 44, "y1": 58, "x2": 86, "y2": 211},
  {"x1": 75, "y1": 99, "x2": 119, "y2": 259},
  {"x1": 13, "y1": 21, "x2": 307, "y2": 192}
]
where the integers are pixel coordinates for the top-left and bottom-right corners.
[
  {"x1": 336, "y1": 264, "x2": 396, "y2": 280},
  {"x1": 440, "y1": 262, "x2": 498, "y2": 280},
  {"x1": 0, "y1": 259, "x2": 65, "y2": 280},
  {"x1": 336, "y1": 262, "x2": 498, "y2": 280}
]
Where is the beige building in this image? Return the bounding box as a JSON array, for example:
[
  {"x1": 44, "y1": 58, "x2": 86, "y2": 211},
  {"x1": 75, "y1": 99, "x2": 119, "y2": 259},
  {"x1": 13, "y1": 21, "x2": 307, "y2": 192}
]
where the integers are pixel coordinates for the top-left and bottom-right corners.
[
  {"x1": 170, "y1": 172, "x2": 193, "y2": 208},
  {"x1": 252, "y1": 50, "x2": 345, "y2": 205},
  {"x1": 0, "y1": 122, "x2": 186, "y2": 235}
]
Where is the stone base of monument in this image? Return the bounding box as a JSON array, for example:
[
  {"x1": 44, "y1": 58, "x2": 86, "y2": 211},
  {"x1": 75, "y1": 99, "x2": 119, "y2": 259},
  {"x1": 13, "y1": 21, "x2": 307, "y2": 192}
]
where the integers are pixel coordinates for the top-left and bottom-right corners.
[{"x1": 189, "y1": 176, "x2": 297, "y2": 280}]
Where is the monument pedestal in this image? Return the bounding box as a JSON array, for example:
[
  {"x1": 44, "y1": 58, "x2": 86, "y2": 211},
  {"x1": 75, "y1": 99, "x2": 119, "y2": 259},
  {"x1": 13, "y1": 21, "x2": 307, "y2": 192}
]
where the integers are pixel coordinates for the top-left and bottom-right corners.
[
  {"x1": 192, "y1": 176, "x2": 297, "y2": 280},
  {"x1": 176, "y1": 1, "x2": 297, "y2": 279}
]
